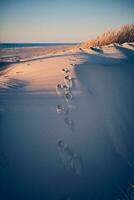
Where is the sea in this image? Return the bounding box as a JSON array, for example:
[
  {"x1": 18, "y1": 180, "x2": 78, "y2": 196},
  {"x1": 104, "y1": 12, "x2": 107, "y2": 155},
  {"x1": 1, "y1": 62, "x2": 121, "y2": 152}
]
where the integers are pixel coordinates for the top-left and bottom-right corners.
[{"x1": 0, "y1": 43, "x2": 77, "y2": 49}]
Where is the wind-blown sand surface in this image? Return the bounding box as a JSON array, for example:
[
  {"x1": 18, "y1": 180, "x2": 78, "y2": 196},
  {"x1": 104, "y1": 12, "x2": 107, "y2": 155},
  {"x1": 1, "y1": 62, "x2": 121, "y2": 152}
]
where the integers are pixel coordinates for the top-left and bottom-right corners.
[
  {"x1": 0, "y1": 45, "x2": 73, "y2": 63},
  {"x1": 0, "y1": 43, "x2": 134, "y2": 200}
]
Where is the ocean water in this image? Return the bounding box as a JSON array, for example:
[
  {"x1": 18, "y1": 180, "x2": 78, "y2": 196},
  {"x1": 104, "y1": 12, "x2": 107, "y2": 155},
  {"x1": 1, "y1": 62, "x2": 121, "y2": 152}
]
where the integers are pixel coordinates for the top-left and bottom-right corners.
[{"x1": 0, "y1": 43, "x2": 77, "y2": 49}]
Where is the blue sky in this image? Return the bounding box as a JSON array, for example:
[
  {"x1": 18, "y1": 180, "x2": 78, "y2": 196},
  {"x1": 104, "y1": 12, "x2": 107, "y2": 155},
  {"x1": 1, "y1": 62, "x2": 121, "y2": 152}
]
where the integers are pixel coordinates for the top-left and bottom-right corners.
[{"x1": 0, "y1": 0, "x2": 134, "y2": 42}]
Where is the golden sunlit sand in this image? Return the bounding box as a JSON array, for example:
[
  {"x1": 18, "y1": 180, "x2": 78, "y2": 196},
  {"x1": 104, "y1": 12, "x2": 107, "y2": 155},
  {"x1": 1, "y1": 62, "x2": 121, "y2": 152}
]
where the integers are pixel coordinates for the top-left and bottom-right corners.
[{"x1": 0, "y1": 26, "x2": 134, "y2": 200}]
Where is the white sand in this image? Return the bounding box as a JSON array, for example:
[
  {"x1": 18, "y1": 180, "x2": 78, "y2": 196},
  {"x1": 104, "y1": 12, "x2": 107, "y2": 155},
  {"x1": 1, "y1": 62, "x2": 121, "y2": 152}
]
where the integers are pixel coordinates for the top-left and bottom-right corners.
[
  {"x1": 0, "y1": 52, "x2": 84, "y2": 93},
  {"x1": 0, "y1": 43, "x2": 134, "y2": 199}
]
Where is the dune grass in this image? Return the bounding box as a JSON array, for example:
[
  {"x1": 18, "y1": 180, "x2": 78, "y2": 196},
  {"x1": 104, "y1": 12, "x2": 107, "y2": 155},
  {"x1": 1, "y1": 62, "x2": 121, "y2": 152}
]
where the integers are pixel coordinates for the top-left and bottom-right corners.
[{"x1": 80, "y1": 23, "x2": 134, "y2": 48}]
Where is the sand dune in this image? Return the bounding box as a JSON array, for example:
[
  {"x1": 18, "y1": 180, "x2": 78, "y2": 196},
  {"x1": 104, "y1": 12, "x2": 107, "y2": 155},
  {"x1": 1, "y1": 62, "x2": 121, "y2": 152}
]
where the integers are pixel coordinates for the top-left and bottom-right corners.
[
  {"x1": 0, "y1": 53, "x2": 83, "y2": 94},
  {"x1": 0, "y1": 43, "x2": 134, "y2": 200}
]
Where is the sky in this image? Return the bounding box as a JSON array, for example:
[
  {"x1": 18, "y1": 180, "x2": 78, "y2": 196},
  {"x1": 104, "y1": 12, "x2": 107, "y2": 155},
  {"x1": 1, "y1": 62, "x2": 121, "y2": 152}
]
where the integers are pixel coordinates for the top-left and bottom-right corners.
[{"x1": 0, "y1": 0, "x2": 134, "y2": 43}]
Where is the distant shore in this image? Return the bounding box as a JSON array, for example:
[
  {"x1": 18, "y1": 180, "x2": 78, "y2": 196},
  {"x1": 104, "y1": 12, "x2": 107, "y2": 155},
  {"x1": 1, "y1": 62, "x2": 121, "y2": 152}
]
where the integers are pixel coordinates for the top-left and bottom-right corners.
[{"x1": 0, "y1": 44, "x2": 76, "y2": 71}]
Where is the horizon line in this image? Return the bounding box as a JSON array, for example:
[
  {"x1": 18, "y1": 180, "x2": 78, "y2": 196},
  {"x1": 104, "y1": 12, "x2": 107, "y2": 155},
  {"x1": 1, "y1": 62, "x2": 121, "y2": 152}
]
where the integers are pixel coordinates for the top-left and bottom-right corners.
[{"x1": 0, "y1": 42, "x2": 79, "y2": 44}]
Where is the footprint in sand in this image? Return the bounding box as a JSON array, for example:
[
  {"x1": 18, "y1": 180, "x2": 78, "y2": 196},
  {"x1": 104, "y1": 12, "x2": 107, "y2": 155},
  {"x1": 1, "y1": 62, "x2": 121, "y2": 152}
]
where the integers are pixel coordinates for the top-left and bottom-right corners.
[
  {"x1": 58, "y1": 140, "x2": 83, "y2": 176},
  {"x1": 64, "y1": 75, "x2": 73, "y2": 88},
  {"x1": 56, "y1": 84, "x2": 71, "y2": 96},
  {"x1": 61, "y1": 68, "x2": 70, "y2": 74},
  {"x1": 56, "y1": 83, "x2": 73, "y2": 105},
  {"x1": 64, "y1": 91, "x2": 73, "y2": 103},
  {"x1": 56, "y1": 105, "x2": 65, "y2": 115},
  {"x1": 56, "y1": 84, "x2": 66, "y2": 96},
  {"x1": 56, "y1": 105, "x2": 75, "y2": 132}
]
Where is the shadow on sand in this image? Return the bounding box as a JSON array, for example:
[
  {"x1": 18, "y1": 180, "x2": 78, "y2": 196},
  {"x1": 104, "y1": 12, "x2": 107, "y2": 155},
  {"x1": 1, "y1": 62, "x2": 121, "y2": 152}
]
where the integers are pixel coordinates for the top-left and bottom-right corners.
[{"x1": 74, "y1": 46, "x2": 134, "y2": 199}]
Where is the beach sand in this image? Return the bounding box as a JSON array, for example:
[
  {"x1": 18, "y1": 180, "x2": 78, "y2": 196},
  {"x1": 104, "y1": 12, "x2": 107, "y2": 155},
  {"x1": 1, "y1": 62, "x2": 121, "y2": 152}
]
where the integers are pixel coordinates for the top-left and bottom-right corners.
[
  {"x1": 0, "y1": 43, "x2": 134, "y2": 200},
  {"x1": 0, "y1": 45, "x2": 73, "y2": 63}
]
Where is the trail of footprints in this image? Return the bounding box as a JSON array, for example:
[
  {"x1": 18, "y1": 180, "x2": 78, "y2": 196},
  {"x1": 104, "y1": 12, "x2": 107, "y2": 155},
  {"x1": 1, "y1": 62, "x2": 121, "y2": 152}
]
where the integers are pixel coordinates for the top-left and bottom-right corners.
[
  {"x1": 56, "y1": 67, "x2": 74, "y2": 132},
  {"x1": 55, "y1": 66, "x2": 83, "y2": 176}
]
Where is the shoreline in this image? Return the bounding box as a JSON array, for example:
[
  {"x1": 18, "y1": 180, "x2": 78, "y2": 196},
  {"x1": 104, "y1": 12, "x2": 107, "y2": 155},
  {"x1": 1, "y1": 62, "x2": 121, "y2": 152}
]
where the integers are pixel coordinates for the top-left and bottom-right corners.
[
  {"x1": 0, "y1": 44, "x2": 74, "y2": 58},
  {"x1": 0, "y1": 44, "x2": 75, "y2": 72},
  {"x1": 0, "y1": 43, "x2": 78, "y2": 49}
]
